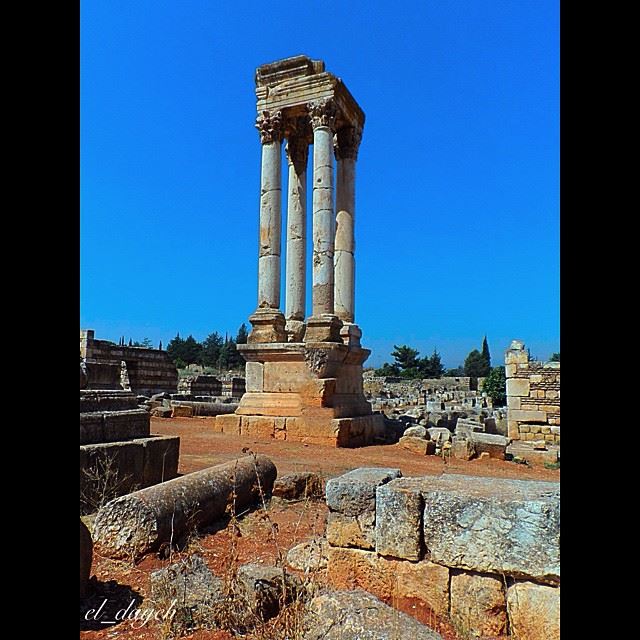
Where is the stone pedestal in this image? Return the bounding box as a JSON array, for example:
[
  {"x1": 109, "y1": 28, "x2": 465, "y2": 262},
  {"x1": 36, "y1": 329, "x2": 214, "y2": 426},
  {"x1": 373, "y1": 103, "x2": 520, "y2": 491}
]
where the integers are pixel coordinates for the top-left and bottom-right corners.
[{"x1": 216, "y1": 341, "x2": 384, "y2": 447}]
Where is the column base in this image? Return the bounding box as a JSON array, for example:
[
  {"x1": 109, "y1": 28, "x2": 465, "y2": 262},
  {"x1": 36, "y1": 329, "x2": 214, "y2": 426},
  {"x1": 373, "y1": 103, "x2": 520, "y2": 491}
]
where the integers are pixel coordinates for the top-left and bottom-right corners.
[
  {"x1": 304, "y1": 315, "x2": 342, "y2": 343},
  {"x1": 248, "y1": 309, "x2": 286, "y2": 344},
  {"x1": 285, "y1": 319, "x2": 306, "y2": 342}
]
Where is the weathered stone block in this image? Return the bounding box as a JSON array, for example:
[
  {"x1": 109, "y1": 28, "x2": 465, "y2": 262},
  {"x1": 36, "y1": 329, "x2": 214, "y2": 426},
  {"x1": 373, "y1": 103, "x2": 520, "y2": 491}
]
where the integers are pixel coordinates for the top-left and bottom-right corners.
[
  {"x1": 507, "y1": 378, "x2": 530, "y2": 397},
  {"x1": 451, "y1": 436, "x2": 475, "y2": 460},
  {"x1": 519, "y1": 425, "x2": 530, "y2": 433},
  {"x1": 171, "y1": 404, "x2": 193, "y2": 418},
  {"x1": 399, "y1": 435, "x2": 435, "y2": 455},
  {"x1": 272, "y1": 471, "x2": 323, "y2": 501},
  {"x1": 450, "y1": 571, "x2": 507, "y2": 638},
  {"x1": 216, "y1": 413, "x2": 242, "y2": 435},
  {"x1": 80, "y1": 413, "x2": 104, "y2": 445},
  {"x1": 470, "y1": 432, "x2": 508, "y2": 459},
  {"x1": 420, "y1": 475, "x2": 560, "y2": 583},
  {"x1": 325, "y1": 468, "x2": 402, "y2": 516},
  {"x1": 507, "y1": 395, "x2": 521, "y2": 409},
  {"x1": 245, "y1": 362, "x2": 264, "y2": 393},
  {"x1": 507, "y1": 581, "x2": 560, "y2": 640},
  {"x1": 509, "y1": 409, "x2": 547, "y2": 422},
  {"x1": 102, "y1": 409, "x2": 151, "y2": 441},
  {"x1": 135, "y1": 435, "x2": 180, "y2": 487},
  {"x1": 375, "y1": 481, "x2": 423, "y2": 560},
  {"x1": 326, "y1": 547, "x2": 450, "y2": 618},
  {"x1": 327, "y1": 510, "x2": 376, "y2": 549},
  {"x1": 242, "y1": 416, "x2": 284, "y2": 438},
  {"x1": 304, "y1": 588, "x2": 444, "y2": 640}
]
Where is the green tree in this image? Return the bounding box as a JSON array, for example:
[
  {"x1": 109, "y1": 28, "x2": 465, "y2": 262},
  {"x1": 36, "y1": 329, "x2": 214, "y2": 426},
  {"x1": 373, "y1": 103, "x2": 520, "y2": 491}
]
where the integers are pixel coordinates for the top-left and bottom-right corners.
[
  {"x1": 482, "y1": 366, "x2": 506, "y2": 406},
  {"x1": 166, "y1": 333, "x2": 186, "y2": 364},
  {"x1": 481, "y1": 336, "x2": 491, "y2": 370},
  {"x1": 419, "y1": 348, "x2": 445, "y2": 378},
  {"x1": 445, "y1": 365, "x2": 465, "y2": 377},
  {"x1": 464, "y1": 349, "x2": 490, "y2": 377},
  {"x1": 182, "y1": 335, "x2": 202, "y2": 365},
  {"x1": 374, "y1": 362, "x2": 401, "y2": 377},
  {"x1": 201, "y1": 332, "x2": 224, "y2": 367},
  {"x1": 235, "y1": 323, "x2": 249, "y2": 345},
  {"x1": 391, "y1": 345, "x2": 420, "y2": 370},
  {"x1": 549, "y1": 352, "x2": 560, "y2": 362}
]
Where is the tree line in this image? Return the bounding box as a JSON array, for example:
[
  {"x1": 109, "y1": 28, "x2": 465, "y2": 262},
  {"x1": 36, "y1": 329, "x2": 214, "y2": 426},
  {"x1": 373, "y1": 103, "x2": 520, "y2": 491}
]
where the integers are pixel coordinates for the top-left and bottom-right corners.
[
  {"x1": 166, "y1": 324, "x2": 249, "y2": 370},
  {"x1": 375, "y1": 336, "x2": 493, "y2": 379}
]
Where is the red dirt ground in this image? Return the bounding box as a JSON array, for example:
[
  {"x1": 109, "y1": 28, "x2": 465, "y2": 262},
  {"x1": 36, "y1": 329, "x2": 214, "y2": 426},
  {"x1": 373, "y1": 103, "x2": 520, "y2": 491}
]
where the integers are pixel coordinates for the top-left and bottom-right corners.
[{"x1": 80, "y1": 417, "x2": 559, "y2": 640}]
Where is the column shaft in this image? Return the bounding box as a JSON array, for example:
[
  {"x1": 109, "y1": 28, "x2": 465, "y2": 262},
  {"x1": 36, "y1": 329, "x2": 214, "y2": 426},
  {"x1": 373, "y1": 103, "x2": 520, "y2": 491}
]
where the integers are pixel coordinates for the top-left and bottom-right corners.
[
  {"x1": 311, "y1": 125, "x2": 335, "y2": 316},
  {"x1": 285, "y1": 139, "x2": 307, "y2": 321},
  {"x1": 257, "y1": 139, "x2": 282, "y2": 309},
  {"x1": 335, "y1": 156, "x2": 356, "y2": 323}
]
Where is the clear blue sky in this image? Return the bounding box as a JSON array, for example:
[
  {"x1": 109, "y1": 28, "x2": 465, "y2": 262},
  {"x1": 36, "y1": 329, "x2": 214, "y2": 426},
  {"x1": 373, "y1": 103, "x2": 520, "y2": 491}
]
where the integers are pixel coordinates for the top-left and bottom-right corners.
[{"x1": 80, "y1": 0, "x2": 559, "y2": 368}]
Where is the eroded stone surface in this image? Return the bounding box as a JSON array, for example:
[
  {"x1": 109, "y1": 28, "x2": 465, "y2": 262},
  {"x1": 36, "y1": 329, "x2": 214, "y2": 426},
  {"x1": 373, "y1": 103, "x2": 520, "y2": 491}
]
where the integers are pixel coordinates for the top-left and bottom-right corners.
[
  {"x1": 325, "y1": 468, "x2": 402, "y2": 516},
  {"x1": 507, "y1": 581, "x2": 560, "y2": 640}
]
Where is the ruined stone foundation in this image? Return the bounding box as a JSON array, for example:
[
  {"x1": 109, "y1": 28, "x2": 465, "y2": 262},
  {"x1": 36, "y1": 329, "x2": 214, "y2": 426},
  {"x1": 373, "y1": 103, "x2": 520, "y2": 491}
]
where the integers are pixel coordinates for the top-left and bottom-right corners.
[{"x1": 215, "y1": 342, "x2": 385, "y2": 447}]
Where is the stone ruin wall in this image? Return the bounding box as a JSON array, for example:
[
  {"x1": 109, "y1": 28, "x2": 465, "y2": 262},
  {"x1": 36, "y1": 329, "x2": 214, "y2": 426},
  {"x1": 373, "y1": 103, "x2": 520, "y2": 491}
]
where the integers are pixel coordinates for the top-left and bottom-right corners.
[
  {"x1": 506, "y1": 340, "x2": 560, "y2": 444},
  {"x1": 324, "y1": 468, "x2": 560, "y2": 640},
  {"x1": 81, "y1": 329, "x2": 178, "y2": 396}
]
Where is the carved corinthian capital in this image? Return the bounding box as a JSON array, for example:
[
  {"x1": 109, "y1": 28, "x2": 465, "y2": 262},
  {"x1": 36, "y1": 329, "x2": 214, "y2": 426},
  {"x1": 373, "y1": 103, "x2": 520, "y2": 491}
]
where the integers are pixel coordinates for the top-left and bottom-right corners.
[
  {"x1": 308, "y1": 98, "x2": 337, "y2": 131},
  {"x1": 255, "y1": 110, "x2": 283, "y2": 144},
  {"x1": 285, "y1": 136, "x2": 309, "y2": 174},
  {"x1": 334, "y1": 126, "x2": 363, "y2": 161}
]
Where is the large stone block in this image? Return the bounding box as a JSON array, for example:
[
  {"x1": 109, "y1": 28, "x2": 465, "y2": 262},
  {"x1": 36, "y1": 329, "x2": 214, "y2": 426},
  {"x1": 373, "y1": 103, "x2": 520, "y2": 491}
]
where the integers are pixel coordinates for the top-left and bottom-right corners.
[
  {"x1": 507, "y1": 581, "x2": 560, "y2": 640},
  {"x1": 326, "y1": 547, "x2": 450, "y2": 617},
  {"x1": 135, "y1": 435, "x2": 180, "y2": 487},
  {"x1": 216, "y1": 413, "x2": 242, "y2": 435},
  {"x1": 451, "y1": 436, "x2": 475, "y2": 460},
  {"x1": 469, "y1": 432, "x2": 509, "y2": 459},
  {"x1": 399, "y1": 436, "x2": 436, "y2": 455},
  {"x1": 450, "y1": 571, "x2": 507, "y2": 637},
  {"x1": 326, "y1": 511, "x2": 376, "y2": 550},
  {"x1": 325, "y1": 468, "x2": 402, "y2": 516},
  {"x1": 245, "y1": 362, "x2": 264, "y2": 393},
  {"x1": 375, "y1": 482, "x2": 424, "y2": 560},
  {"x1": 506, "y1": 378, "x2": 530, "y2": 397},
  {"x1": 79, "y1": 413, "x2": 104, "y2": 445},
  {"x1": 304, "y1": 588, "x2": 444, "y2": 640},
  {"x1": 509, "y1": 409, "x2": 547, "y2": 422},
  {"x1": 102, "y1": 409, "x2": 150, "y2": 441},
  {"x1": 242, "y1": 416, "x2": 284, "y2": 439},
  {"x1": 420, "y1": 475, "x2": 559, "y2": 583}
]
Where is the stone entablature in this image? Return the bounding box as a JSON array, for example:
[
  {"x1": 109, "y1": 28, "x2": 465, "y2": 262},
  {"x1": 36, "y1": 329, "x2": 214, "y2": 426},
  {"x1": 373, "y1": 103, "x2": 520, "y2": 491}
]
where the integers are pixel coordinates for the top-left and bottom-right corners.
[{"x1": 505, "y1": 340, "x2": 560, "y2": 442}]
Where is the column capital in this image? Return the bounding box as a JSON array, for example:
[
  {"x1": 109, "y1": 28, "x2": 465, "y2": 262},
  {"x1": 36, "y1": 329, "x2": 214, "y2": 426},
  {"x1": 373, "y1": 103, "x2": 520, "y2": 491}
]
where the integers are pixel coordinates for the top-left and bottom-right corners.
[
  {"x1": 308, "y1": 98, "x2": 337, "y2": 131},
  {"x1": 255, "y1": 110, "x2": 283, "y2": 144},
  {"x1": 285, "y1": 136, "x2": 309, "y2": 174},
  {"x1": 334, "y1": 125, "x2": 363, "y2": 161}
]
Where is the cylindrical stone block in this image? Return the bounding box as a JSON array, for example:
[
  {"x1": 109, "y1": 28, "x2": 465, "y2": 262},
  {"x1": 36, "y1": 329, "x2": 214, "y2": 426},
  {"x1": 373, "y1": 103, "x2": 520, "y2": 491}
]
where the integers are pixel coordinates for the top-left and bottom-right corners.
[
  {"x1": 312, "y1": 127, "x2": 335, "y2": 316},
  {"x1": 92, "y1": 454, "x2": 277, "y2": 559},
  {"x1": 335, "y1": 157, "x2": 356, "y2": 322},
  {"x1": 257, "y1": 141, "x2": 282, "y2": 309},
  {"x1": 285, "y1": 149, "x2": 307, "y2": 321}
]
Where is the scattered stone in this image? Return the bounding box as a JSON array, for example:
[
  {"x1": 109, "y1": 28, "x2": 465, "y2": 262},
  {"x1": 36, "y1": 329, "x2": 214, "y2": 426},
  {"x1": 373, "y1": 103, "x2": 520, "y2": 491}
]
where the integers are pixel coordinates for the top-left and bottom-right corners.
[
  {"x1": 403, "y1": 425, "x2": 428, "y2": 439},
  {"x1": 399, "y1": 436, "x2": 436, "y2": 455},
  {"x1": 272, "y1": 471, "x2": 323, "y2": 501},
  {"x1": 304, "y1": 589, "x2": 443, "y2": 640},
  {"x1": 286, "y1": 537, "x2": 328, "y2": 572},
  {"x1": 451, "y1": 436, "x2": 475, "y2": 460},
  {"x1": 236, "y1": 564, "x2": 300, "y2": 623},
  {"x1": 151, "y1": 406, "x2": 172, "y2": 418},
  {"x1": 427, "y1": 427, "x2": 451, "y2": 444},
  {"x1": 150, "y1": 554, "x2": 224, "y2": 633},
  {"x1": 171, "y1": 404, "x2": 194, "y2": 418},
  {"x1": 80, "y1": 520, "x2": 93, "y2": 598},
  {"x1": 470, "y1": 432, "x2": 509, "y2": 459}
]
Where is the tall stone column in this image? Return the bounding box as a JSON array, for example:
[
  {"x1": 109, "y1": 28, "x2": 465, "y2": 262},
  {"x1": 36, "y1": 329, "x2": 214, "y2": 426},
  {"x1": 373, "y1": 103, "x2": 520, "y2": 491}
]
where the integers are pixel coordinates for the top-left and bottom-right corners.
[
  {"x1": 334, "y1": 126, "x2": 362, "y2": 346},
  {"x1": 305, "y1": 98, "x2": 341, "y2": 342},
  {"x1": 284, "y1": 130, "x2": 309, "y2": 342},
  {"x1": 249, "y1": 110, "x2": 286, "y2": 343}
]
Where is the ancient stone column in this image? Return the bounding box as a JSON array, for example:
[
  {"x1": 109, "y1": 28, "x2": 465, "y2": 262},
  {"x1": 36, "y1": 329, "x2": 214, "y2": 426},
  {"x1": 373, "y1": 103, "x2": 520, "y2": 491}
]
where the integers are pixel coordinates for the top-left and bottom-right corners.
[
  {"x1": 249, "y1": 111, "x2": 286, "y2": 343},
  {"x1": 305, "y1": 98, "x2": 341, "y2": 342},
  {"x1": 285, "y1": 131, "x2": 309, "y2": 342},
  {"x1": 334, "y1": 126, "x2": 362, "y2": 346}
]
